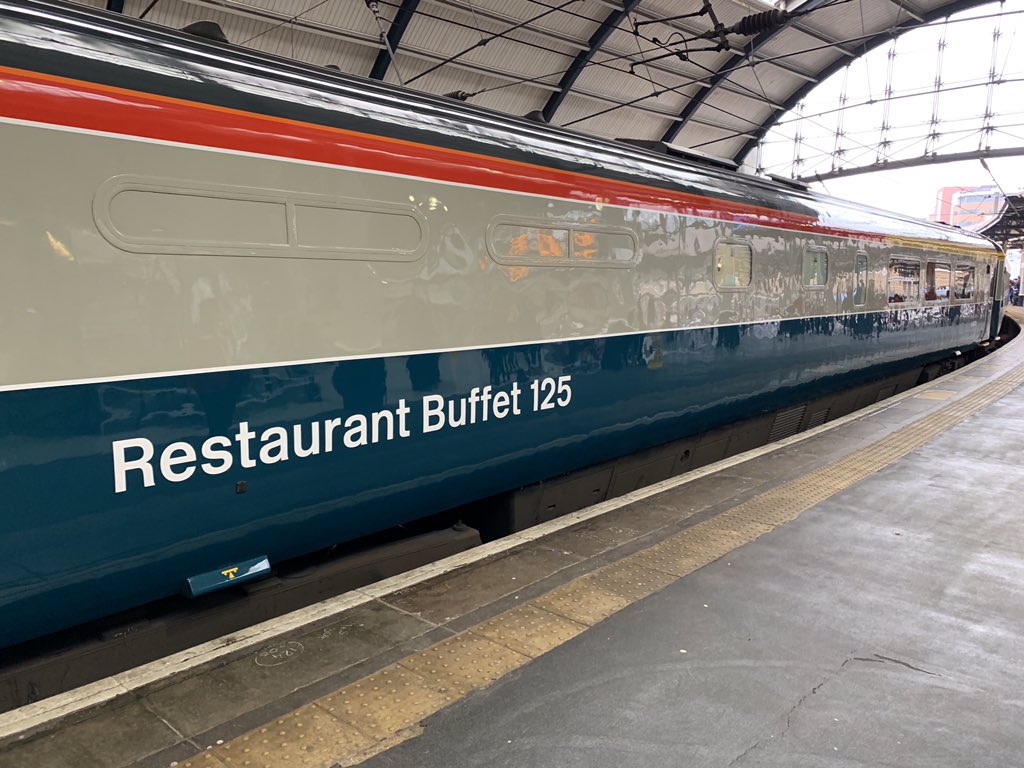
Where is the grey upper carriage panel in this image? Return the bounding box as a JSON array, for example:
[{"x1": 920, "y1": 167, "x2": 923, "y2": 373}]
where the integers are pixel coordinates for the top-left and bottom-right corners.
[{"x1": 0, "y1": 0, "x2": 1001, "y2": 389}]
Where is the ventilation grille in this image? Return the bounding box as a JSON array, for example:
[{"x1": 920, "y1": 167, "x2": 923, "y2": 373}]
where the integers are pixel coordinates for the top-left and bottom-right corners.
[
  {"x1": 769, "y1": 405, "x2": 806, "y2": 442},
  {"x1": 806, "y1": 407, "x2": 830, "y2": 429},
  {"x1": 875, "y1": 385, "x2": 897, "y2": 402}
]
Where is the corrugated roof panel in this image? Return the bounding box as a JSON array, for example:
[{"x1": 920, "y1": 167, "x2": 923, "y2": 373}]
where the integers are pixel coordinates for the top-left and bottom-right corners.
[
  {"x1": 134, "y1": 1, "x2": 253, "y2": 41},
  {"x1": 554, "y1": 93, "x2": 675, "y2": 133},
  {"x1": 83, "y1": 0, "x2": 1007, "y2": 167},
  {"x1": 756, "y1": 28, "x2": 846, "y2": 72},
  {"x1": 679, "y1": 123, "x2": 752, "y2": 158},
  {"x1": 693, "y1": 92, "x2": 779, "y2": 132},
  {"x1": 723, "y1": 66, "x2": 801, "y2": 102},
  {"x1": 399, "y1": 8, "x2": 574, "y2": 81},
  {"x1": 393, "y1": 60, "x2": 557, "y2": 106},
  {"x1": 471, "y1": 83, "x2": 552, "y2": 117},
  {"x1": 453, "y1": 0, "x2": 599, "y2": 44},
  {"x1": 243, "y1": 25, "x2": 378, "y2": 72},
  {"x1": 557, "y1": 89, "x2": 690, "y2": 130},
  {"x1": 572, "y1": 61, "x2": 686, "y2": 108},
  {"x1": 409, "y1": 0, "x2": 583, "y2": 56},
  {"x1": 808, "y1": 0, "x2": 907, "y2": 41},
  {"x1": 380, "y1": 63, "x2": 550, "y2": 116},
  {"x1": 301, "y1": 0, "x2": 381, "y2": 36}
]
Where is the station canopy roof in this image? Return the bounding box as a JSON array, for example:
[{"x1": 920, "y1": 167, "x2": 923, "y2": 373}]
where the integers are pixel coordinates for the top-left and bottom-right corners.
[
  {"x1": 85, "y1": 0, "x2": 998, "y2": 167},
  {"x1": 980, "y1": 196, "x2": 1024, "y2": 249}
]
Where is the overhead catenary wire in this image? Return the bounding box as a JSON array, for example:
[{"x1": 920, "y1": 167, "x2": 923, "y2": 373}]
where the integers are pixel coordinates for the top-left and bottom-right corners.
[
  {"x1": 371, "y1": 0, "x2": 589, "y2": 65},
  {"x1": 378, "y1": 1, "x2": 1023, "y2": 144},
  {"x1": 553, "y1": 7, "x2": 1024, "y2": 134},
  {"x1": 239, "y1": 0, "x2": 334, "y2": 45},
  {"x1": 369, "y1": 0, "x2": 734, "y2": 108},
  {"x1": 981, "y1": 157, "x2": 1024, "y2": 219},
  {"x1": 193, "y1": 0, "x2": 1024, "y2": 179},
  {"x1": 392, "y1": 0, "x2": 859, "y2": 115},
  {"x1": 405, "y1": 0, "x2": 583, "y2": 86}
]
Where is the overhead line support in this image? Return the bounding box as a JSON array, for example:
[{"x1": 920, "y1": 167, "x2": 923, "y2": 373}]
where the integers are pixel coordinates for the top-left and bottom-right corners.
[{"x1": 369, "y1": 0, "x2": 421, "y2": 81}]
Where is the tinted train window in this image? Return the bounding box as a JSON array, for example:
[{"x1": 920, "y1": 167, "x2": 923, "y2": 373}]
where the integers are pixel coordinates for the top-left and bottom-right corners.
[
  {"x1": 924, "y1": 261, "x2": 951, "y2": 301},
  {"x1": 853, "y1": 252, "x2": 867, "y2": 306},
  {"x1": 954, "y1": 265, "x2": 976, "y2": 299},
  {"x1": 715, "y1": 241, "x2": 752, "y2": 288},
  {"x1": 803, "y1": 248, "x2": 828, "y2": 287},
  {"x1": 488, "y1": 220, "x2": 637, "y2": 267},
  {"x1": 572, "y1": 229, "x2": 636, "y2": 263},
  {"x1": 492, "y1": 225, "x2": 569, "y2": 261},
  {"x1": 887, "y1": 258, "x2": 920, "y2": 303}
]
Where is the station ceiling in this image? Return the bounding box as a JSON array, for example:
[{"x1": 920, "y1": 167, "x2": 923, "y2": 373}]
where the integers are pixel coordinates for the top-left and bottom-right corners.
[{"x1": 86, "y1": 0, "x2": 998, "y2": 168}]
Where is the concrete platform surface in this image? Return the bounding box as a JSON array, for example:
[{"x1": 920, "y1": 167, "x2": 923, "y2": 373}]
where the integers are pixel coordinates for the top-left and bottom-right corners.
[{"x1": 364, "y1": 381, "x2": 1024, "y2": 767}]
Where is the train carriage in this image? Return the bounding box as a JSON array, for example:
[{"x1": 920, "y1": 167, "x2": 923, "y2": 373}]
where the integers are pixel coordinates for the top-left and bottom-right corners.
[{"x1": 0, "y1": 0, "x2": 1003, "y2": 648}]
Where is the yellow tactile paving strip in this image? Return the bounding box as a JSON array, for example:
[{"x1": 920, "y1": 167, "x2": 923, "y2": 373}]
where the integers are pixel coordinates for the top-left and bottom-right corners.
[{"x1": 182, "y1": 342, "x2": 1024, "y2": 768}]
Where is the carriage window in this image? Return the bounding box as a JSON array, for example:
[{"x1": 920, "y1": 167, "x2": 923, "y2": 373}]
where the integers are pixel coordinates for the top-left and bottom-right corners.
[
  {"x1": 715, "y1": 241, "x2": 752, "y2": 288},
  {"x1": 488, "y1": 220, "x2": 637, "y2": 266},
  {"x1": 954, "y1": 264, "x2": 976, "y2": 299},
  {"x1": 887, "y1": 258, "x2": 920, "y2": 303},
  {"x1": 572, "y1": 229, "x2": 637, "y2": 263},
  {"x1": 803, "y1": 248, "x2": 828, "y2": 287},
  {"x1": 924, "y1": 261, "x2": 951, "y2": 302},
  {"x1": 491, "y1": 225, "x2": 570, "y2": 261},
  {"x1": 853, "y1": 252, "x2": 867, "y2": 306}
]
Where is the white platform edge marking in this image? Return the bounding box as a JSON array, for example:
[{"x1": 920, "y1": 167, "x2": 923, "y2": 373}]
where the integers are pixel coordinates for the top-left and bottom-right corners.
[{"x1": 0, "y1": 339, "x2": 1017, "y2": 741}]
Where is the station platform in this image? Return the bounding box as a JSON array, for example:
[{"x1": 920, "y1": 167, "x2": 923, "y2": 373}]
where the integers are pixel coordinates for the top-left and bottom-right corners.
[{"x1": 3, "y1": 312, "x2": 1024, "y2": 768}]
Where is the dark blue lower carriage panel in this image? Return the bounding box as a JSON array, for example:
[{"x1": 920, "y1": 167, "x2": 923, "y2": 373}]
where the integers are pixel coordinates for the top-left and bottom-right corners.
[{"x1": 0, "y1": 307, "x2": 985, "y2": 647}]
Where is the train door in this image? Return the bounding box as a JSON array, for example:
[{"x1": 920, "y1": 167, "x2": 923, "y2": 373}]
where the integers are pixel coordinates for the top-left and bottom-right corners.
[
  {"x1": 990, "y1": 259, "x2": 1007, "y2": 339},
  {"x1": 853, "y1": 251, "x2": 868, "y2": 307}
]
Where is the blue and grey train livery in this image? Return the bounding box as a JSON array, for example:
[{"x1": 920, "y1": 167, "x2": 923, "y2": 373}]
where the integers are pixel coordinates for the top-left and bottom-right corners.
[{"x1": 0, "y1": 0, "x2": 1003, "y2": 648}]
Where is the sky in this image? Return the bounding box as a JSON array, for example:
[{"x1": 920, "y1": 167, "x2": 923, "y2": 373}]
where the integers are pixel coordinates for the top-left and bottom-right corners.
[
  {"x1": 818, "y1": 157, "x2": 1024, "y2": 220},
  {"x1": 758, "y1": 0, "x2": 1024, "y2": 222}
]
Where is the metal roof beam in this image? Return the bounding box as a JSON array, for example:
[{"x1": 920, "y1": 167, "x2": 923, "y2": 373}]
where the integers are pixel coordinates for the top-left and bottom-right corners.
[
  {"x1": 369, "y1": 0, "x2": 421, "y2": 80},
  {"x1": 185, "y1": 0, "x2": 781, "y2": 123},
  {"x1": 181, "y1": 0, "x2": 565, "y2": 92},
  {"x1": 793, "y1": 146, "x2": 1024, "y2": 183},
  {"x1": 432, "y1": 0, "x2": 816, "y2": 93},
  {"x1": 429, "y1": 0, "x2": 588, "y2": 52},
  {"x1": 541, "y1": 0, "x2": 643, "y2": 124},
  {"x1": 430, "y1": 0, "x2": 792, "y2": 106}
]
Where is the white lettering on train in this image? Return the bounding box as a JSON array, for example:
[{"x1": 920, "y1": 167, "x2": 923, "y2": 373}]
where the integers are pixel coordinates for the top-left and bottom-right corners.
[{"x1": 111, "y1": 377, "x2": 571, "y2": 492}]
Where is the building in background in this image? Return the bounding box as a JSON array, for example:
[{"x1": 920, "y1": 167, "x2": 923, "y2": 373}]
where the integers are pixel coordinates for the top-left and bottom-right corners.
[{"x1": 930, "y1": 185, "x2": 1003, "y2": 228}]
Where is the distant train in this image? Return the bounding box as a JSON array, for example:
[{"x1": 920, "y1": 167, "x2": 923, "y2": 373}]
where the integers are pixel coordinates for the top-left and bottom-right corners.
[{"x1": 0, "y1": 0, "x2": 1004, "y2": 648}]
